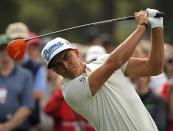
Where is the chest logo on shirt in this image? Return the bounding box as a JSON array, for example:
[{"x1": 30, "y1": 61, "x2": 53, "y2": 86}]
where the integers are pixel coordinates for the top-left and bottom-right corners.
[{"x1": 79, "y1": 74, "x2": 87, "y2": 83}]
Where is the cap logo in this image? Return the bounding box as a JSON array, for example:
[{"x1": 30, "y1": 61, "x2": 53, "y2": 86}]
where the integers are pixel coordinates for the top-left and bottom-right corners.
[{"x1": 43, "y1": 41, "x2": 64, "y2": 62}]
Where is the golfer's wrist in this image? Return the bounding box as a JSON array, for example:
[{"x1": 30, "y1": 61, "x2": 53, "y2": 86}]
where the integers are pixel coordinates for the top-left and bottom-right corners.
[
  {"x1": 137, "y1": 23, "x2": 148, "y2": 30},
  {"x1": 139, "y1": 22, "x2": 148, "y2": 30}
]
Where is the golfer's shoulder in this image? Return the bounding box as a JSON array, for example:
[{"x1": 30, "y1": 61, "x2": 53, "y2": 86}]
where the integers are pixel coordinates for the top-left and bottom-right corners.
[
  {"x1": 62, "y1": 74, "x2": 92, "y2": 108},
  {"x1": 63, "y1": 74, "x2": 88, "y2": 88}
]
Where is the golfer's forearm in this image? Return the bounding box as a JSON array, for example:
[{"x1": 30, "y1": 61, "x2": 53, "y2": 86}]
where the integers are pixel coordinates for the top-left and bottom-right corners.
[
  {"x1": 149, "y1": 27, "x2": 164, "y2": 73},
  {"x1": 106, "y1": 25, "x2": 146, "y2": 69}
]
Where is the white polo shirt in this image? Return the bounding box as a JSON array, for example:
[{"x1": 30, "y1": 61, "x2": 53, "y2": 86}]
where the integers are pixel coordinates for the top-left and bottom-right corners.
[{"x1": 62, "y1": 55, "x2": 158, "y2": 131}]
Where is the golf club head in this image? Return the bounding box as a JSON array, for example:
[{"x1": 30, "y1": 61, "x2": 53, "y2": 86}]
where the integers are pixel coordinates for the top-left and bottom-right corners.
[{"x1": 7, "y1": 39, "x2": 27, "y2": 61}]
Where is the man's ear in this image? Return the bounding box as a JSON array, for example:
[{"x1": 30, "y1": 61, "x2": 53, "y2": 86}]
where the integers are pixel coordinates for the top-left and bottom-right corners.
[
  {"x1": 73, "y1": 48, "x2": 80, "y2": 58},
  {"x1": 51, "y1": 68, "x2": 56, "y2": 73}
]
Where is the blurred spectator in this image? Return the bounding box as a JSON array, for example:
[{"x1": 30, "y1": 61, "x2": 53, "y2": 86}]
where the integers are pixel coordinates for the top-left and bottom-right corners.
[
  {"x1": 39, "y1": 69, "x2": 59, "y2": 131},
  {"x1": 131, "y1": 77, "x2": 167, "y2": 131},
  {"x1": 6, "y1": 22, "x2": 29, "y2": 39},
  {"x1": 25, "y1": 32, "x2": 47, "y2": 97},
  {"x1": 162, "y1": 43, "x2": 173, "y2": 101},
  {"x1": 44, "y1": 84, "x2": 95, "y2": 131},
  {"x1": 84, "y1": 28, "x2": 107, "y2": 63},
  {"x1": 5, "y1": 22, "x2": 47, "y2": 131},
  {"x1": 27, "y1": 32, "x2": 43, "y2": 64},
  {"x1": 85, "y1": 45, "x2": 106, "y2": 63},
  {"x1": 100, "y1": 33, "x2": 116, "y2": 53},
  {"x1": 25, "y1": 32, "x2": 48, "y2": 131},
  {"x1": 72, "y1": 43, "x2": 88, "y2": 62},
  {"x1": 132, "y1": 43, "x2": 168, "y2": 131},
  {"x1": 85, "y1": 27, "x2": 101, "y2": 46},
  {"x1": 0, "y1": 34, "x2": 34, "y2": 131},
  {"x1": 46, "y1": 70, "x2": 59, "y2": 90},
  {"x1": 162, "y1": 43, "x2": 173, "y2": 131},
  {"x1": 164, "y1": 43, "x2": 173, "y2": 79},
  {"x1": 162, "y1": 82, "x2": 173, "y2": 131},
  {"x1": 40, "y1": 37, "x2": 53, "y2": 51}
]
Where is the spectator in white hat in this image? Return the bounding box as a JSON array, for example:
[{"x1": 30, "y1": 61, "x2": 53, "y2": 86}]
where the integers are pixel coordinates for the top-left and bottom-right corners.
[
  {"x1": 85, "y1": 45, "x2": 106, "y2": 63},
  {"x1": 5, "y1": 22, "x2": 29, "y2": 39}
]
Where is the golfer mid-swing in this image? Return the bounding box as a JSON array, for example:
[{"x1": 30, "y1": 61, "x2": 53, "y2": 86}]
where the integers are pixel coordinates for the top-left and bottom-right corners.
[{"x1": 41, "y1": 9, "x2": 164, "y2": 131}]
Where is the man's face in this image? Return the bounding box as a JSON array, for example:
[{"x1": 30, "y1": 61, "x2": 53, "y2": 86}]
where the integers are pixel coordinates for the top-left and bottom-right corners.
[
  {"x1": 0, "y1": 45, "x2": 13, "y2": 68},
  {"x1": 51, "y1": 49, "x2": 83, "y2": 79},
  {"x1": 165, "y1": 55, "x2": 173, "y2": 76}
]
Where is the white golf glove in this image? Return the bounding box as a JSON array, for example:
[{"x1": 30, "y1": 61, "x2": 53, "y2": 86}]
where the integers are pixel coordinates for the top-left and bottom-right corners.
[{"x1": 146, "y1": 8, "x2": 163, "y2": 28}]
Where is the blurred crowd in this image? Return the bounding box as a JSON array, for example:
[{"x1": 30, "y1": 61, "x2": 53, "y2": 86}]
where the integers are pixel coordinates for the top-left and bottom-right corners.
[{"x1": 0, "y1": 22, "x2": 173, "y2": 131}]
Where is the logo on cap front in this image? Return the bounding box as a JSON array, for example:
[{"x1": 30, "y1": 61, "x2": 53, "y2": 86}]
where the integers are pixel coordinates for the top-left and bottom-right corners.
[{"x1": 43, "y1": 42, "x2": 64, "y2": 62}]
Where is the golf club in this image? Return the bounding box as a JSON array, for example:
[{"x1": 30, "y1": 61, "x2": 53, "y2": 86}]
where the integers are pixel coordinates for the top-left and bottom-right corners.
[{"x1": 7, "y1": 12, "x2": 164, "y2": 61}]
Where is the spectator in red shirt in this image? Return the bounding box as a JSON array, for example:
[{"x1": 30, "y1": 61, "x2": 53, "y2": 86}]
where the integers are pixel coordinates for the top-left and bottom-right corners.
[
  {"x1": 44, "y1": 86, "x2": 95, "y2": 131},
  {"x1": 161, "y1": 43, "x2": 173, "y2": 131}
]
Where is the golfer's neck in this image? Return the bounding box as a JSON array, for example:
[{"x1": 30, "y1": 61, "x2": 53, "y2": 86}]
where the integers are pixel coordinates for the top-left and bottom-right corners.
[
  {"x1": 65, "y1": 62, "x2": 86, "y2": 79},
  {"x1": 80, "y1": 62, "x2": 87, "y2": 74}
]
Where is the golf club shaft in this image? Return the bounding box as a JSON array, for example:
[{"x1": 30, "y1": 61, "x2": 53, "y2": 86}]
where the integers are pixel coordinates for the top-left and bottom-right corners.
[
  {"x1": 26, "y1": 12, "x2": 164, "y2": 41},
  {"x1": 26, "y1": 16, "x2": 135, "y2": 41}
]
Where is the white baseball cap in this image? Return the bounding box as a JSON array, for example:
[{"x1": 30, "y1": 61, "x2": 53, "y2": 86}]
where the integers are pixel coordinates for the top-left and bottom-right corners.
[{"x1": 41, "y1": 37, "x2": 74, "y2": 69}]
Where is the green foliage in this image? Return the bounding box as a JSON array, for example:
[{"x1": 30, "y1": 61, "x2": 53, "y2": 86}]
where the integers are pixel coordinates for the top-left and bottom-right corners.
[
  {"x1": 0, "y1": 0, "x2": 19, "y2": 33},
  {"x1": 16, "y1": 0, "x2": 103, "y2": 43},
  {"x1": 1, "y1": 0, "x2": 172, "y2": 43}
]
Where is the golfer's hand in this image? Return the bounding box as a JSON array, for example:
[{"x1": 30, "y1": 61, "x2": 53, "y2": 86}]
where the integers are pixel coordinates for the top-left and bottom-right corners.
[
  {"x1": 147, "y1": 8, "x2": 163, "y2": 28},
  {"x1": 134, "y1": 10, "x2": 148, "y2": 25}
]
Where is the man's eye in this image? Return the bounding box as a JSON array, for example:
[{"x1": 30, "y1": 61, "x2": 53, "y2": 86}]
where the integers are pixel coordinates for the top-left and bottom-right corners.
[
  {"x1": 64, "y1": 54, "x2": 71, "y2": 60},
  {"x1": 52, "y1": 62, "x2": 61, "y2": 68}
]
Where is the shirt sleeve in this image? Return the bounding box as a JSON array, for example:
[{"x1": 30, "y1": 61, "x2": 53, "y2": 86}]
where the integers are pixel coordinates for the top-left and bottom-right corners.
[
  {"x1": 62, "y1": 73, "x2": 92, "y2": 110},
  {"x1": 95, "y1": 54, "x2": 128, "y2": 73},
  {"x1": 121, "y1": 61, "x2": 128, "y2": 73}
]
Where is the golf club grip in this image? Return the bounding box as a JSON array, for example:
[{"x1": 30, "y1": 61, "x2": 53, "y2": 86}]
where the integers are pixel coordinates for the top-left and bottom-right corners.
[
  {"x1": 120, "y1": 12, "x2": 165, "y2": 21},
  {"x1": 155, "y1": 12, "x2": 164, "y2": 17}
]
